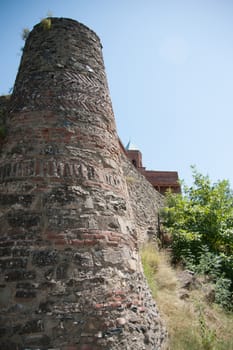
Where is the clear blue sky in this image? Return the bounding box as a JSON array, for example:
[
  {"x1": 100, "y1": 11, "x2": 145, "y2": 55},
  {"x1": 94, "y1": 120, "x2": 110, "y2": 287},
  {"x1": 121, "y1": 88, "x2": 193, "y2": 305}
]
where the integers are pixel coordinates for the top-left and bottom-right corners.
[{"x1": 1, "y1": 0, "x2": 233, "y2": 187}]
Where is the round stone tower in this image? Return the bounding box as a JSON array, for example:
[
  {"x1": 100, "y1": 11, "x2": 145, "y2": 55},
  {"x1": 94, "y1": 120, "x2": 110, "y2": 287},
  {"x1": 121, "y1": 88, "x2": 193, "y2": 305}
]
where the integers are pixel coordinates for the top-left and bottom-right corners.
[{"x1": 0, "y1": 18, "x2": 166, "y2": 349}]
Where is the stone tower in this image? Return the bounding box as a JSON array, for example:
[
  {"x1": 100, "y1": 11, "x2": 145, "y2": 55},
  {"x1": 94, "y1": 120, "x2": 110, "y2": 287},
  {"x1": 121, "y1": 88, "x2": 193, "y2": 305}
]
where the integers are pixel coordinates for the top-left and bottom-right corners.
[{"x1": 0, "y1": 18, "x2": 166, "y2": 349}]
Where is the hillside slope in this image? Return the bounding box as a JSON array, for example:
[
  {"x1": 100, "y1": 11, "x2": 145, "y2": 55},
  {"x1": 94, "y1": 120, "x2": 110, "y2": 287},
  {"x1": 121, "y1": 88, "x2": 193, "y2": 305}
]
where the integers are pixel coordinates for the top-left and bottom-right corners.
[{"x1": 141, "y1": 245, "x2": 233, "y2": 350}]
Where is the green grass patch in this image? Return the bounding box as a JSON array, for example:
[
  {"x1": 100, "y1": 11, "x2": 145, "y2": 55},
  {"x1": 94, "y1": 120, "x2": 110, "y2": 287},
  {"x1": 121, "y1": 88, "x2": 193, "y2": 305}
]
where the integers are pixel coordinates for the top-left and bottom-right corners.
[{"x1": 141, "y1": 243, "x2": 160, "y2": 297}]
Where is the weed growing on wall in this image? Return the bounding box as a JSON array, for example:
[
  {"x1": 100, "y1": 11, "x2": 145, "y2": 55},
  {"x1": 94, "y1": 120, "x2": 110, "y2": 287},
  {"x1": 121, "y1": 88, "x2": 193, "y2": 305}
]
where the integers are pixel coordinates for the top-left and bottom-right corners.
[
  {"x1": 21, "y1": 28, "x2": 30, "y2": 41},
  {"x1": 41, "y1": 18, "x2": 52, "y2": 30}
]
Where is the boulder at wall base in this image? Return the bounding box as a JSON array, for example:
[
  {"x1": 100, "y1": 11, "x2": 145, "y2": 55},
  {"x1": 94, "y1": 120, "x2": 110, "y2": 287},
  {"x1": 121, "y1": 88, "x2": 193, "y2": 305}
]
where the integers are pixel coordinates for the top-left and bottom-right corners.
[{"x1": 0, "y1": 18, "x2": 167, "y2": 349}]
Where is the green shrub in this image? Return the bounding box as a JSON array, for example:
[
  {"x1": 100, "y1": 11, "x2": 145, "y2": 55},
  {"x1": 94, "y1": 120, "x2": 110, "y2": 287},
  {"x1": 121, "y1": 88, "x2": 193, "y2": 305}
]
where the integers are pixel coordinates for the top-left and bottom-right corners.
[
  {"x1": 162, "y1": 166, "x2": 233, "y2": 310},
  {"x1": 215, "y1": 277, "x2": 232, "y2": 310}
]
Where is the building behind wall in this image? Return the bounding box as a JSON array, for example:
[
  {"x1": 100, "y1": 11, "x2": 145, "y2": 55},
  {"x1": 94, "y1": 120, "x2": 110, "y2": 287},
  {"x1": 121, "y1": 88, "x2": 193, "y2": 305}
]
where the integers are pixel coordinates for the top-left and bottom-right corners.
[{"x1": 125, "y1": 140, "x2": 181, "y2": 195}]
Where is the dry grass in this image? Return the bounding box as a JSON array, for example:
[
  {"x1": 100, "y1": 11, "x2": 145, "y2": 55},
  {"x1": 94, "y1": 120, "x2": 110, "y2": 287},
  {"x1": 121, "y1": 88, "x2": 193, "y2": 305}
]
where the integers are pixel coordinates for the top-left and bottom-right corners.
[
  {"x1": 141, "y1": 243, "x2": 160, "y2": 297},
  {"x1": 140, "y1": 245, "x2": 233, "y2": 350}
]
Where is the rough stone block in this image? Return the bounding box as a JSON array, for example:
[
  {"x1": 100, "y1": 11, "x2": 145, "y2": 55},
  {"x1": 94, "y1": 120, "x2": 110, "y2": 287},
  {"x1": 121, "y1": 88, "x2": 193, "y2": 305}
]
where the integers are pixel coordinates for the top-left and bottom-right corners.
[
  {"x1": 15, "y1": 290, "x2": 37, "y2": 299},
  {"x1": 4, "y1": 270, "x2": 36, "y2": 281},
  {"x1": 7, "y1": 211, "x2": 40, "y2": 228},
  {"x1": 32, "y1": 250, "x2": 58, "y2": 266}
]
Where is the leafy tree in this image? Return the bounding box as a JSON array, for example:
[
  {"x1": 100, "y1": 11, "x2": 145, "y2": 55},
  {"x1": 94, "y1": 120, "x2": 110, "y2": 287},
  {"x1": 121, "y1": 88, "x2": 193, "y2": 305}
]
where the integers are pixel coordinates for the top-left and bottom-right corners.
[{"x1": 161, "y1": 166, "x2": 233, "y2": 309}]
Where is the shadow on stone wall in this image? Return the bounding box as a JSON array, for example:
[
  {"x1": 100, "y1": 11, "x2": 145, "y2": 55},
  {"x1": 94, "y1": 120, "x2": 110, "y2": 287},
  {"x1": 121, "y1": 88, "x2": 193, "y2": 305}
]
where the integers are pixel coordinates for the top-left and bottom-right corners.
[{"x1": 0, "y1": 95, "x2": 10, "y2": 145}]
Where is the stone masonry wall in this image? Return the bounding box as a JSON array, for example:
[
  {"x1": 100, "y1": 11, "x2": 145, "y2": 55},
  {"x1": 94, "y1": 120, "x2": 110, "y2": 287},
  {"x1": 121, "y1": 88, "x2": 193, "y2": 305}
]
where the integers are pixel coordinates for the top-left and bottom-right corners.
[
  {"x1": 0, "y1": 96, "x2": 9, "y2": 124},
  {"x1": 121, "y1": 152, "x2": 163, "y2": 246},
  {"x1": 0, "y1": 18, "x2": 167, "y2": 350}
]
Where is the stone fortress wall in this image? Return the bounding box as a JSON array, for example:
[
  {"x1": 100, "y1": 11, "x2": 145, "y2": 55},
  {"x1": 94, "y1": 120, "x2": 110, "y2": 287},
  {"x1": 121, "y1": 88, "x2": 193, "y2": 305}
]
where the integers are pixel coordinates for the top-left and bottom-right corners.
[{"x1": 0, "y1": 18, "x2": 166, "y2": 349}]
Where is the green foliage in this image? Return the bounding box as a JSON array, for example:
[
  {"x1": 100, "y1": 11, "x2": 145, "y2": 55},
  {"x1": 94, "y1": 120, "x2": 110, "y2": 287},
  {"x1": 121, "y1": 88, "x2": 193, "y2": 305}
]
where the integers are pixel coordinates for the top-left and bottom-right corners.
[
  {"x1": 161, "y1": 166, "x2": 233, "y2": 310},
  {"x1": 215, "y1": 277, "x2": 232, "y2": 309},
  {"x1": 41, "y1": 18, "x2": 52, "y2": 30}
]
